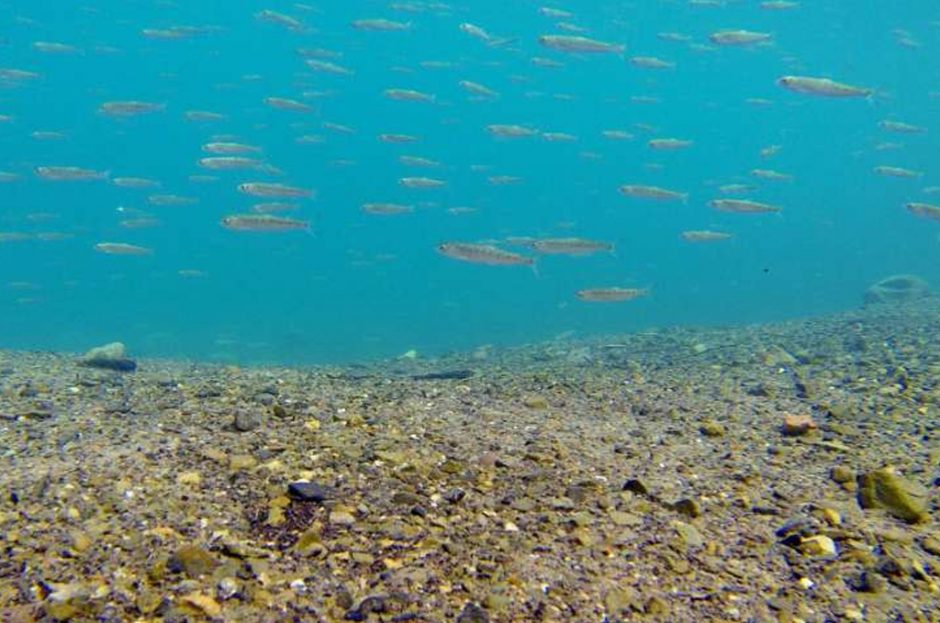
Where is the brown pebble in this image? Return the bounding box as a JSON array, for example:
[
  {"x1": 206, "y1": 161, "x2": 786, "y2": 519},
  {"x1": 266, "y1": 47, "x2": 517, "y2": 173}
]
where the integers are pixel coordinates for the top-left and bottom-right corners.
[{"x1": 781, "y1": 413, "x2": 816, "y2": 436}]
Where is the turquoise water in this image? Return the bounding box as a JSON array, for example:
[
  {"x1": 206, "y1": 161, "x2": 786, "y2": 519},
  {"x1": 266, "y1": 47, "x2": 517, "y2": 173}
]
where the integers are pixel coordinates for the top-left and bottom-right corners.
[{"x1": 0, "y1": 1, "x2": 937, "y2": 365}]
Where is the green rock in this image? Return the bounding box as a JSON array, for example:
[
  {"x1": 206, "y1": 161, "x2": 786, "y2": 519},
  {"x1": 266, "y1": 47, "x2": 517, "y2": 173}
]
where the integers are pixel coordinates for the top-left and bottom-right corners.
[
  {"x1": 699, "y1": 419, "x2": 725, "y2": 437},
  {"x1": 857, "y1": 467, "x2": 929, "y2": 523},
  {"x1": 168, "y1": 545, "x2": 217, "y2": 578}
]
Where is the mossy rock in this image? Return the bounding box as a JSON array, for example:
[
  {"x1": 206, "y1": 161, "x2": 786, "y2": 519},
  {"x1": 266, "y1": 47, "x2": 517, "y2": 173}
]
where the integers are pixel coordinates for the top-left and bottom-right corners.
[{"x1": 857, "y1": 467, "x2": 929, "y2": 523}]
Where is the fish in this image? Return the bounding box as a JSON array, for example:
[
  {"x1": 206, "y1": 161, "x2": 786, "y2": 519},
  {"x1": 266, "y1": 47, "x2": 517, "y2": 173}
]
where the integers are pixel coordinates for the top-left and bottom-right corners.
[
  {"x1": 94, "y1": 242, "x2": 153, "y2": 255},
  {"x1": 202, "y1": 142, "x2": 262, "y2": 154},
  {"x1": 220, "y1": 214, "x2": 310, "y2": 232},
  {"x1": 529, "y1": 238, "x2": 613, "y2": 255},
  {"x1": 251, "y1": 202, "x2": 299, "y2": 214},
  {"x1": 112, "y1": 177, "x2": 160, "y2": 188},
  {"x1": 35, "y1": 166, "x2": 108, "y2": 181},
  {"x1": 398, "y1": 156, "x2": 440, "y2": 168},
  {"x1": 184, "y1": 110, "x2": 227, "y2": 122},
  {"x1": 709, "y1": 30, "x2": 773, "y2": 46},
  {"x1": 629, "y1": 56, "x2": 675, "y2": 69},
  {"x1": 873, "y1": 166, "x2": 922, "y2": 179},
  {"x1": 681, "y1": 230, "x2": 733, "y2": 242},
  {"x1": 237, "y1": 182, "x2": 315, "y2": 198},
  {"x1": 709, "y1": 198, "x2": 780, "y2": 213},
  {"x1": 147, "y1": 194, "x2": 197, "y2": 206},
  {"x1": 750, "y1": 169, "x2": 792, "y2": 181},
  {"x1": 486, "y1": 124, "x2": 538, "y2": 138},
  {"x1": 601, "y1": 130, "x2": 634, "y2": 141},
  {"x1": 576, "y1": 287, "x2": 649, "y2": 302},
  {"x1": 906, "y1": 202, "x2": 940, "y2": 222},
  {"x1": 263, "y1": 97, "x2": 312, "y2": 112},
  {"x1": 438, "y1": 242, "x2": 535, "y2": 266},
  {"x1": 458, "y1": 80, "x2": 499, "y2": 99},
  {"x1": 648, "y1": 138, "x2": 693, "y2": 150},
  {"x1": 618, "y1": 185, "x2": 688, "y2": 202},
  {"x1": 878, "y1": 120, "x2": 927, "y2": 134},
  {"x1": 383, "y1": 88, "x2": 435, "y2": 103},
  {"x1": 761, "y1": 0, "x2": 799, "y2": 9},
  {"x1": 198, "y1": 157, "x2": 275, "y2": 172},
  {"x1": 777, "y1": 76, "x2": 872, "y2": 98},
  {"x1": 98, "y1": 101, "x2": 166, "y2": 116},
  {"x1": 119, "y1": 218, "x2": 161, "y2": 229},
  {"x1": 351, "y1": 18, "x2": 412, "y2": 31},
  {"x1": 399, "y1": 176, "x2": 446, "y2": 188},
  {"x1": 378, "y1": 133, "x2": 419, "y2": 143},
  {"x1": 305, "y1": 59, "x2": 354, "y2": 76},
  {"x1": 538, "y1": 35, "x2": 624, "y2": 54},
  {"x1": 32, "y1": 41, "x2": 79, "y2": 54},
  {"x1": 542, "y1": 132, "x2": 577, "y2": 142},
  {"x1": 362, "y1": 203, "x2": 414, "y2": 215},
  {"x1": 255, "y1": 9, "x2": 305, "y2": 32}
]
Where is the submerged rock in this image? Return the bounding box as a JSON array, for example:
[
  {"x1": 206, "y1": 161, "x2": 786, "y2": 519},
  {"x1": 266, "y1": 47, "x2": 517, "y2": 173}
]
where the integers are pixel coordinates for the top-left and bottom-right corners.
[
  {"x1": 857, "y1": 467, "x2": 929, "y2": 523},
  {"x1": 78, "y1": 342, "x2": 137, "y2": 372},
  {"x1": 863, "y1": 274, "x2": 930, "y2": 306}
]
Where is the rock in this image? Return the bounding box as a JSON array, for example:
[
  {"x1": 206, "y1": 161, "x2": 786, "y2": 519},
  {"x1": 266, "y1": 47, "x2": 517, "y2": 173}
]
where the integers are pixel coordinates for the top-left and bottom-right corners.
[
  {"x1": 863, "y1": 274, "x2": 930, "y2": 306},
  {"x1": 78, "y1": 342, "x2": 137, "y2": 372},
  {"x1": 799, "y1": 535, "x2": 837, "y2": 557},
  {"x1": 921, "y1": 534, "x2": 940, "y2": 556},
  {"x1": 288, "y1": 481, "x2": 333, "y2": 502},
  {"x1": 672, "y1": 498, "x2": 702, "y2": 518},
  {"x1": 329, "y1": 509, "x2": 356, "y2": 526},
  {"x1": 857, "y1": 467, "x2": 929, "y2": 523},
  {"x1": 167, "y1": 545, "x2": 217, "y2": 578},
  {"x1": 523, "y1": 395, "x2": 549, "y2": 409},
  {"x1": 830, "y1": 465, "x2": 855, "y2": 484},
  {"x1": 456, "y1": 602, "x2": 489, "y2": 623},
  {"x1": 232, "y1": 409, "x2": 261, "y2": 432},
  {"x1": 699, "y1": 419, "x2": 725, "y2": 437},
  {"x1": 781, "y1": 413, "x2": 816, "y2": 436},
  {"x1": 673, "y1": 521, "x2": 704, "y2": 549}
]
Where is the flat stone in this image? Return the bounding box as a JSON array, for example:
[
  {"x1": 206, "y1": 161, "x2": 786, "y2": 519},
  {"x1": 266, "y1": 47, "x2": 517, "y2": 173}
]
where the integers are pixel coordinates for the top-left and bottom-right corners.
[
  {"x1": 287, "y1": 481, "x2": 332, "y2": 503},
  {"x1": 857, "y1": 467, "x2": 929, "y2": 523}
]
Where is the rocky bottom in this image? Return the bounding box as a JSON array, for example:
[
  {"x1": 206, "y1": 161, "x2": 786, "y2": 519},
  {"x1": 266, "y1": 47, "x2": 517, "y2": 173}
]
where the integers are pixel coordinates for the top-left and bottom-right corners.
[{"x1": 2, "y1": 301, "x2": 940, "y2": 622}]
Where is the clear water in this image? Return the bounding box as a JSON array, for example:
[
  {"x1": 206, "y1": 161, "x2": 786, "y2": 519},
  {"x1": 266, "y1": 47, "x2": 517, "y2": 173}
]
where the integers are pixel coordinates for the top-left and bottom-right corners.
[{"x1": 0, "y1": 1, "x2": 937, "y2": 365}]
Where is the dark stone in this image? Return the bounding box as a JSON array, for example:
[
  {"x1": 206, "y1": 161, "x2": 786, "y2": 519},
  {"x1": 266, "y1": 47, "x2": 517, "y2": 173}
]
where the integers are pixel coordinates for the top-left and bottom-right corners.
[
  {"x1": 79, "y1": 358, "x2": 137, "y2": 372},
  {"x1": 622, "y1": 479, "x2": 649, "y2": 496},
  {"x1": 411, "y1": 369, "x2": 474, "y2": 381},
  {"x1": 346, "y1": 595, "x2": 388, "y2": 621},
  {"x1": 456, "y1": 602, "x2": 489, "y2": 623},
  {"x1": 444, "y1": 488, "x2": 466, "y2": 504},
  {"x1": 233, "y1": 410, "x2": 261, "y2": 432},
  {"x1": 288, "y1": 481, "x2": 333, "y2": 503}
]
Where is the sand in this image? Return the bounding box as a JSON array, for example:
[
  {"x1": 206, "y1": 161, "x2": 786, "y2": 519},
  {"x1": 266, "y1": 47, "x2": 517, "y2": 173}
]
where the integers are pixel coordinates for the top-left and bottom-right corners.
[{"x1": 1, "y1": 301, "x2": 939, "y2": 622}]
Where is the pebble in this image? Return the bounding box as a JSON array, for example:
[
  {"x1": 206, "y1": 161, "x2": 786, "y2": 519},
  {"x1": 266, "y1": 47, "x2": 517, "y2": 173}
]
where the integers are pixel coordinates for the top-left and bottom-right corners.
[
  {"x1": 233, "y1": 410, "x2": 261, "y2": 432},
  {"x1": 857, "y1": 467, "x2": 929, "y2": 523},
  {"x1": 799, "y1": 535, "x2": 837, "y2": 557},
  {"x1": 456, "y1": 602, "x2": 489, "y2": 623},
  {"x1": 167, "y1": 545, "x2": 217, "y2": 578},
  {"x1": 287, "y1": 481, "x2": 332, "y2": 502},
  {"x1": 329, "y1": 509, "x2": 356, "y2": 526},
  {"x1": 699, "y1": 419, "x2": 725, "y2": 437},
  {"x1": 781, "y1": 413, "x2": 816, "y2": 436}
]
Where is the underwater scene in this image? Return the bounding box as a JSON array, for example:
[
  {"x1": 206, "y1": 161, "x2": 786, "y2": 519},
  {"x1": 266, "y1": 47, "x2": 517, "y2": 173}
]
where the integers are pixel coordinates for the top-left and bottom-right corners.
[{"x1": 1, "y1": 1, "x2": 940, "y2": 621}]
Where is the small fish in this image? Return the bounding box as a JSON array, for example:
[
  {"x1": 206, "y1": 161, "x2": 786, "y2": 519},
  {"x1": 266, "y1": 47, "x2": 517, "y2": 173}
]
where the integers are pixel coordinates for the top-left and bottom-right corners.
[
  {"x1": 202, "y1": 142, "x2": 262, "y2": 154},
  {"x1": 530, "y1": 237, "x2": 613, "y2": 255},
  {"x1": 399, "y1": 176, "x2": 446, "y2": 188},
  {"x1": 238, "y1": 182, "x2": 315, "y2": 198},
  {"x1": 709, "y1": 30, "x2": 773, "y2": 46},
  {"x1": 221, "y1": 214, "x2": 310, "y2": 232},
  {"x1": 681, "y1": 230, "x2": 733, "y2": 242},
  {"x1": 251, "y1": 202, "x2": 299, "y2": 214},
  {"x1": 709, "y1": 198, "x2": 780, "y2": 213},
  {"x1": 263, "y1": 97, "x2": 312, "y2": 112},
  {"x1": 383, "y1": 88, "x2": 435, "y2": 102},
  {"x1": 760, "y1": 0, "x2": 799, "y2": 9},
  {"x1": 378, "y1": 133, "x2": 419, "y2": 143},
  {"x1": 878, "y1": 120, "x2": 927, "y2": 134},
  {"x1": 305, "y1": 59, "x2": 354, "y2": 76},
  {"x1": 98, "y1": 101, "x2": 165, "y2": 116},
  {"x1": 906, "y1": 202, "x2": 940, "y2": 222},
  {"x1": 255, "y1": 9, "x2": 305, "y2": 32},
  {"x1": 629, "y1": 56, "x2": 675, "y2": 69},
  {"x1": 538, "y1": 34, "x2": 624, "y2": 54},
  {"x1": 147, "y1": 194, "x2": 197, "y2": 206},
  {"x1": 458, "y1": 80, "x2": 499, "y2": 99},
  {"x1": 438, "y1": 242, "x2": 534, "y2": 266},
  {"x1": 351, "y1": 18, "x2": 411, "y2": 31},
  {"x1": 32, "y1": 41, "x2": 79, "y2": 54},
  {"x1": 35, "y1": 166, "x2": 108, "y2": 181},
  {"x1": 777, "y1": 76, "x2": 872, "y2": 98},
  {"x1": 486, "y1": 124, "x2": 538, "y2": 138},
  {"x1": 94, "y1": 242, "x2": 153, "y2": 255},
  {"x1": 362, "y1": 202, "x2": 414, "y2": 215},
  {"x1": 601, "y1": 130, "x2": 634, "y2": 141},
  {"x1": 750, "y1": 169, "x2": 792, "y2": 181},
  {"x1": 542, "y1": 132, "x2": 577, "y2": 142},
  {"x1": 112, "y1": 176, "x2": 160, "y2": 188},
  {"x1": 618, "y1": 184, "x2": 688, "y2": 202},
  {"x1": 577, "y1": 287, "x2": 649, "y2": 302},
  {"x1": 119, "y1": 218, "x2": 161, "y2": 229},
  {"x1": 198, "y1": 157, "x2": 273, "y2": 171},
  {"x1": 398, "y1": 156, "x2": 440, "y2": 168},
  {"x1": 873, "y1": 165, "x2": 922, "y2": 179},
  {"x1": 184, "y1": 110, "x2": 227, "y2": 122},
  {"x1": 488, "y1": 175, "x2": 524, "y2": 185},
  {"x1": 648, "y1": 138, "x2": 693, "y2": 150}
]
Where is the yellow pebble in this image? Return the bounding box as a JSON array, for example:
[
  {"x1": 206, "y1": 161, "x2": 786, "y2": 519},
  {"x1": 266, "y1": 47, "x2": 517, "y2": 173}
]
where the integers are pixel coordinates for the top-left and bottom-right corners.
[{"x1": 176, "y1": 471, "x2": 202, "y2": 486}]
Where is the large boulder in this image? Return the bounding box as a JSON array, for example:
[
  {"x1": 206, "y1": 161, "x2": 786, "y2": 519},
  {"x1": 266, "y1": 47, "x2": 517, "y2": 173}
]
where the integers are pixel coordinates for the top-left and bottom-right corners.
[
  {"x1": 863, "y1": 274, "x2": 930, "y2": 306},
  {"x1": 79, "y1": 342, "x2": 137, "y2": 372}
]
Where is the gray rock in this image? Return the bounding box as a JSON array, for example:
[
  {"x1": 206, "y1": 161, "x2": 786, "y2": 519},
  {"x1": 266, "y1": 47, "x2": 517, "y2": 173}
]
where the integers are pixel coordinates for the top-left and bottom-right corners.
[
  {"x1": 863, "y1": 274, "x2": 930, "y2": 306},
  {"x1": 287, "y1": 481, "x2": 333, "y2": 502},
  {"x1": 233, "y1": 410, "x2": 261, "y2": 432},
  {"x1": 79, "y1": 342, "x2": 137, "y2": 372}
]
